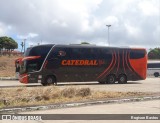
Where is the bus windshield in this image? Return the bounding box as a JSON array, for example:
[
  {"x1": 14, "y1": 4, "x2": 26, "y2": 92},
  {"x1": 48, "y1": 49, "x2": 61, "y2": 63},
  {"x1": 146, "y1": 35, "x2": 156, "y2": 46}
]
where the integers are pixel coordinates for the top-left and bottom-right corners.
[
  {"x1": 20, "y1": 45, "x2": 53, "y2": 74},
  {"x1": 20, "y1": 57, "x2": 41, "y2": 74}
]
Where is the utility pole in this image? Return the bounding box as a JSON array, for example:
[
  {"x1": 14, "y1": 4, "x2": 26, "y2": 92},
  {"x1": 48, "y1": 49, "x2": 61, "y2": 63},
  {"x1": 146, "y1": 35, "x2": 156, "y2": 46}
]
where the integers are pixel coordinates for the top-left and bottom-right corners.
[
  {"x1": 21, "y1": 42, "x2": 24, "y2": 53},
  {"x1": 24, "y1": 39, "x2": 26, "y2": 53},
  {"x1": 106, "y1": 25, "x2": 111, "y2": 46}
]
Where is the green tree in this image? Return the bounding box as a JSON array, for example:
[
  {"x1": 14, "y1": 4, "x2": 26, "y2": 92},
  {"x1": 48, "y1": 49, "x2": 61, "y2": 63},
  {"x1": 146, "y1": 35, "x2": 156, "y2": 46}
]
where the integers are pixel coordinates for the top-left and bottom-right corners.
[
  {"x1": 0, "y1": 37, "x2": 5, "y2": 55},
  {"x1": 0, "y1": 37, "x2": 5, "y2": 49},
  {"x1": 81, "y1": 41, "x2": 90, "y2": 44},
  {"x1": 0, "y1": 36, "x2": 18, "y2": 56},
  {"x1": 148, "y1": 48, "x2": 160, "y2": 59}
]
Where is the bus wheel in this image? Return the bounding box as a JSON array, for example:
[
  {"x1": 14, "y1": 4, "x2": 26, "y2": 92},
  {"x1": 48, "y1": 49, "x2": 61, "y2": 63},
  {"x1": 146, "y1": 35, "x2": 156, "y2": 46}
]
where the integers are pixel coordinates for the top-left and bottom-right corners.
[
  {"x1": 98, "y1": 81, "x2": 105, "y2": 84},
  {"x1": 118, "y1": 74, "x2": 127, "y2": 84},
  {"x1": 106, "y1": 75, "x2": 116, "y2": 84},
  {"x1": 45, "y1": 75, "x2": 56, "y2": 86},
  {"x1": 154, "y1": 72, "x2": 159, "y2": 77}
]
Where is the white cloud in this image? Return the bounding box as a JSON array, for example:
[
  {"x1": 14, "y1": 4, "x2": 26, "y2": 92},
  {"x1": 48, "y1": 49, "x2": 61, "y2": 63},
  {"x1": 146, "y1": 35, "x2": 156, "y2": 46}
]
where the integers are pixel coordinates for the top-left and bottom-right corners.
[
  {"x1": 111, "y1": 0, "x2": 138, "y2": 14},
  {"x1": 124, "y1": 23, "x2": 142, "y2": 38},
  {"x1": 51, "y1": 20, "x2": 68, "y2": 28},
  {"x1": 104, "y1": 16, "x2": 119, "y2": 26},
  {"x1": 17, "y1": 33, "x2": 38, "y2": 39},
  {"x1": 0, "y1": 0, "x2": 159, "y2": 49},
  {"x1": 0, "y1": 28, "x2": 5, "y2": 36},
  {"x1": 28, "y1": 33, "x2": 39, "y2": 38},
  {"x1": 138, "y1": 0, "x2": 159, "y2": 16},
  {"x1": 0, "y1": 22, "x2": 6, "y2": 36}
]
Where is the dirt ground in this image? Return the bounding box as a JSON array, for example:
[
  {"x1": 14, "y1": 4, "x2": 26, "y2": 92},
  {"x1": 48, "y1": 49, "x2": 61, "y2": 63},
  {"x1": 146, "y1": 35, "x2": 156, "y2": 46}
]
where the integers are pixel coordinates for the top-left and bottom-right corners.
[{"x1": 0, "y1": 56, "x2": 21, "y2": 77}]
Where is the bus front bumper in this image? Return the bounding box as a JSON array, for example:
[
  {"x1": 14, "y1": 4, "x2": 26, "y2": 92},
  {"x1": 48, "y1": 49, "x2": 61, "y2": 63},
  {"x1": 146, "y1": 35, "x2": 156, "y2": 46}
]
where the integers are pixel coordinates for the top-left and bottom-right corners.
[{"x1": 19, "y1": 74, "x2": 29, "y2": 84}]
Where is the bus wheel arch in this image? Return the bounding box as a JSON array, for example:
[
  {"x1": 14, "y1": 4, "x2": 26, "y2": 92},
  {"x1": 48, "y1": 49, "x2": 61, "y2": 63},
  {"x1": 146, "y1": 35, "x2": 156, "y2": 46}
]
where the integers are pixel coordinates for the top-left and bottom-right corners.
[
  {"x1": 106, "y1": 74, "x2": 116, "y2": 84},
  {"x1": 118, "y1": 74, "x2": 127, "y2": 84},
  {"x1": 43, "y1": 75, "x2": 57, "y2": 86}
]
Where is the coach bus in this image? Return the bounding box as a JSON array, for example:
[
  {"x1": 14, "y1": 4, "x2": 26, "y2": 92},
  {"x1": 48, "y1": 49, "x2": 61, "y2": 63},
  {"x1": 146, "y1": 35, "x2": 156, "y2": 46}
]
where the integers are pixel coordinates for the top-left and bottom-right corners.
[
  {"x1": 19, "y1": 44, "x2": 147, "y2": 86},
  {"x1": 147, "y1": 61, "x2": 160, "y2": 77}
]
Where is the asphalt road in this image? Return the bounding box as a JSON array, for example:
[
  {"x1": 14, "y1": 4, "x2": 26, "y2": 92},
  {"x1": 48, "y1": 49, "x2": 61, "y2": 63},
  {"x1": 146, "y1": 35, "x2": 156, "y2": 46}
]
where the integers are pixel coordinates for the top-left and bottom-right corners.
[{"x1": 0, "y1": 78, "x2": 160, "y2": 92}]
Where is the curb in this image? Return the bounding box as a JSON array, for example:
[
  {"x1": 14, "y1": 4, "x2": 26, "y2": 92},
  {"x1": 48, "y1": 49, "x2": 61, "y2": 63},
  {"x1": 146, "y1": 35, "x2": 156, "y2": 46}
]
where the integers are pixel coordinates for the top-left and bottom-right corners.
[
  {"x1": 0, "y1": 96, "x2": 160, "y2": 114},
  {"x1": 0, "y1": 77, "x2": 17, "y2": 81}
]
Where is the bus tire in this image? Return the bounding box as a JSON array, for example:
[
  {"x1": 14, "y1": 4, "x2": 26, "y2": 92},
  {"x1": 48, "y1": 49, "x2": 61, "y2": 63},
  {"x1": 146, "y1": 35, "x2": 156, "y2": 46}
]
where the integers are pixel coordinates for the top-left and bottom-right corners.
[
  {"x1": 106, "y1": 74, "x2": 116, "y2": 84},
  {"x1": 118, "y1": 74, "x2": 127, "y2": 84},
  {"x1": 154, "y1": 72, "x2": 159, "y2": 77},
  {"x1": 44, "y1": 75, "x2": 56, "y2": 86},
  {"x1": 98, "y1": 81, "x2": 106, "y2": 84},
  {"x1": 41, "y1": 82, "x2": 48, "y2": 86}
]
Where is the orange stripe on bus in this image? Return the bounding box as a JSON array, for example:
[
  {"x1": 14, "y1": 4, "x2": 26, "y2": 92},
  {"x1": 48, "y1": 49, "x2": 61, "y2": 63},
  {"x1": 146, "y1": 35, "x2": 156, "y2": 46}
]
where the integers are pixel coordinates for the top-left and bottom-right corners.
[{"x1": 129, "y1": 56, "x2": 147, "y2": 79}]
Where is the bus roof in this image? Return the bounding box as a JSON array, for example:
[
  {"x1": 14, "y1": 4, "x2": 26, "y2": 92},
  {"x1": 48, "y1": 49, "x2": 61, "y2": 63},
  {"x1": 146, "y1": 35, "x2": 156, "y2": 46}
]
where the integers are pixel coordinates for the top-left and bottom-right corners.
[
  {"x1": 27, "y1": 44, "x2": 146, "y2": 50},
  {"x1": 56, "y1": 44, "x2": 146, "y2": 50}
]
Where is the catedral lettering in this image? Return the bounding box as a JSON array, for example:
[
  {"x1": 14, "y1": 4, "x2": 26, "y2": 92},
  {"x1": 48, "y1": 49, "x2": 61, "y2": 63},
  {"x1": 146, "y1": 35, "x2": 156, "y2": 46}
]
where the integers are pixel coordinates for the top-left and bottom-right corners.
[{"x1": 61, "y1": 60, "x2": 98, "y2": 66}]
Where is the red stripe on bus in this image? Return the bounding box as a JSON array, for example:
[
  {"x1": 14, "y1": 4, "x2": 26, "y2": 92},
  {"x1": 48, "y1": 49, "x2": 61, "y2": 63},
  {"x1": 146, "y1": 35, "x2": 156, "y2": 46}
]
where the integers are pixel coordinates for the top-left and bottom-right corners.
[
  {"x1": 123, "y1": 50, "x2": 126, "y2": 73},
  {"x1": 126, "y1": 51, "x2": 133, "y2": 72},
  {"x1": 22, "y1": 56, "x2": 41, "y2": 61},
  {"x1": 43, "y1": 60, "x2": 48, "y2": 68},
  {"x1": 106, "y1": 50, "x2": 116, "y2": 76},
  {"x1": 116, "y1": 51, "x2": 120, "y2": 74},
  {"x1": 97, "y1": 51, "x2": 114, "y2": 79}
]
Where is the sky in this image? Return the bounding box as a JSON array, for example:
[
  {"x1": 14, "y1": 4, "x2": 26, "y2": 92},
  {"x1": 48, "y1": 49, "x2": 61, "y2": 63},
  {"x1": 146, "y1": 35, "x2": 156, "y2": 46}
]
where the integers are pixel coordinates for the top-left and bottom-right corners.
[{"x1": 0, "y1": 0, "x2": 159, "y2": 51}]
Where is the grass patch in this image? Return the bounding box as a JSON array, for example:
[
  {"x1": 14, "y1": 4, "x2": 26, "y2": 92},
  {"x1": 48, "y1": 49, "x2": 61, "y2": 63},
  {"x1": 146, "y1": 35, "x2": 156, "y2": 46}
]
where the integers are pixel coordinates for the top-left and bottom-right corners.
[{"x1": 0, "y1": 86, "x2": 150, "y2": 108}]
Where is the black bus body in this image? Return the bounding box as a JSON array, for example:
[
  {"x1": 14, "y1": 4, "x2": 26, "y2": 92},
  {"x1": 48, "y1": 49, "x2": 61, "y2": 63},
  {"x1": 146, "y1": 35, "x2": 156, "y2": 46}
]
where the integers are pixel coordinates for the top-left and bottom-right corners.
[{"x1": 19, "y1": 44, "x2": 147, "y2": 85}]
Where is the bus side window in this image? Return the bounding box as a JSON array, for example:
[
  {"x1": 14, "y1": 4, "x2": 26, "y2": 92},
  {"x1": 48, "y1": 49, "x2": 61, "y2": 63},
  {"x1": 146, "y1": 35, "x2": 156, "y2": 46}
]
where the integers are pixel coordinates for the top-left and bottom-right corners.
[
  {"x1": 89, "y1": 48, "x2": 97, "y2": 59},
  {"x1": 98, "y1": 49, "x2": 111, "y2": 59},
  {"x1": 48, "y1": 48, "x2": 61, "y2": 59},
  {"x1": 71, "y1": 48, "x2": 82, "y2": 59},
  {"x1": 130, "y1": 50, "x2": 145, "y2": 59}
]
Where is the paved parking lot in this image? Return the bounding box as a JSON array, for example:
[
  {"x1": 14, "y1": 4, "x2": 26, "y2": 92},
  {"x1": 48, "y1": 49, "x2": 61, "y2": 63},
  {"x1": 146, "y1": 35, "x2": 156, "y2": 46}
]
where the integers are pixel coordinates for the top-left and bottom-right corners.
[
  {"x1": 0, "y1": 78, "x2": 160, "y2": 93},
  {"x1": 0, "y1": 78, "x2": 160, "y2": 123}
]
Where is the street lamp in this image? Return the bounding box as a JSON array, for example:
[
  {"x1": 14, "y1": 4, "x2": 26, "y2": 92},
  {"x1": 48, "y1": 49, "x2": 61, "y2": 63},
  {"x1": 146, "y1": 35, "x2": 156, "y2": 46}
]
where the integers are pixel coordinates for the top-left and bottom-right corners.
[{"x1": 106, "y1": 25, "x2": 111, "y2": 46}]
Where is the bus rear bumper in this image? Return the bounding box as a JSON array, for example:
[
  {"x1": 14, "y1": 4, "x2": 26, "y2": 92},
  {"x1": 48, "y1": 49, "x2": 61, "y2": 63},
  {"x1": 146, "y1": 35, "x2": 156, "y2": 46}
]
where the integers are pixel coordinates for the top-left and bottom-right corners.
[{"x1": 19, "y1": 74, "x2": 29, "y2": 84}]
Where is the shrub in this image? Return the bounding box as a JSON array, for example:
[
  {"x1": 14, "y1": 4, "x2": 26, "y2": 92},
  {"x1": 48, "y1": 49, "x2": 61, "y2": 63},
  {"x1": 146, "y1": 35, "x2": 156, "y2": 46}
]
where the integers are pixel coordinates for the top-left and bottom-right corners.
[
  {"x1": 76, "y1": 88, "x2": 91, "y2": 97},
  {"x1": 61, "y1": 88, "x2": 76, "y2": 98}
]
